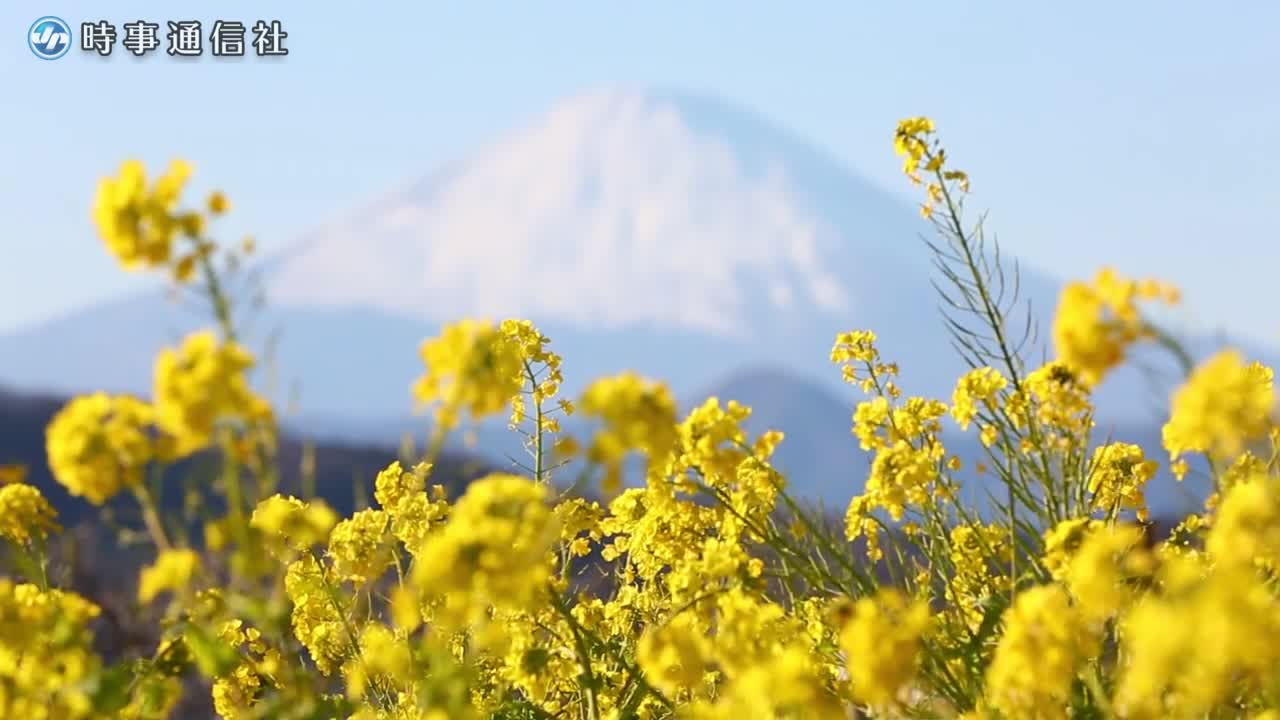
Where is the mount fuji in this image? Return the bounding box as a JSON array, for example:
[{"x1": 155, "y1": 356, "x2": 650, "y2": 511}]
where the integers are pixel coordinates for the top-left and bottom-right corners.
[
  {"x1": 0, "y1": 88, "x2": 1265, "y2": 510},
  {"x1": 2, "y1": 88, "x2": 1045, "y2": 411}
]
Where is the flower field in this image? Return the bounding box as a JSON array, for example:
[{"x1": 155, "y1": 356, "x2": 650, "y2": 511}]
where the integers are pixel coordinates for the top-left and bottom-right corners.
[{"x1": 2, "y1": 118, "x2": 1278, "y2": 719}]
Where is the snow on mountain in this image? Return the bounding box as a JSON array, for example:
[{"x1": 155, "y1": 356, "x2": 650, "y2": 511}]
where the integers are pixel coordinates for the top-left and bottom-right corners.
[
  {"x1": 3, "y1": 86, "x2": 1273, "y2": 510},
  {"x1": 267, "y1": 88, "x2": 921, "y2": 336},
  {"x1": 244, "y1": 86, "x2": 1047, "y2": 413},
  {"x1": 0, "y1": 87, "x2": 1001, "y2": 413},
  {"x1": 2, "y1": 85, "x2": 1240, "y2": 434}
]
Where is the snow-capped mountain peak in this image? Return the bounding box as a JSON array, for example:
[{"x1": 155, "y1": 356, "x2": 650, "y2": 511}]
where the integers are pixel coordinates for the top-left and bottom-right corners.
[{"x1": 266, "y1": 88, "x2": 924, "y2": 337}]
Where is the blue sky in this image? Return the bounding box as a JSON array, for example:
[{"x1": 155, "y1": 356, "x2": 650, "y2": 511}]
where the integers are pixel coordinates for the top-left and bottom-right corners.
[{"x1": 3, "y1": 2, "x2": 1278, "y2": 344}]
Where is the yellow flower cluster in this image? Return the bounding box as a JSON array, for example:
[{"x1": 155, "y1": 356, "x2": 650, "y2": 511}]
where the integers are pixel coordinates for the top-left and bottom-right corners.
[
  {"x1": 946, "y1": 523, "x2": 1011, "y2": 629},
  {"x1": 0, "y1": 482, "x2": 59, "y2": 544},
  {"x1": 1041, "y1": 516, "x2": 1102, "y2": 580},
  {"x1": 985, "y1": 584, "x2": 1096, "y2": 719},
  {"x1": 153, "y1": 330, "x2": 271, "y2": 455},
  {"x1": 92, "y1": 159, "x2": 241, "y2": 284},
  {"x1": 0, "y1": 581, "x2": 102, "y2": 719},
  {"x1": 893, "y1": 116, "x2": 970, "y2": 217},
  {"x1": 1088, "y1": 442, "x2": 1158, "y2": 520},
  {"x1": 45, "y1": 392, "x2": 158, "y2": 504},
  {"x1": 1019, "y1": 360, "x2": 1094, "y2": 439},
  {"x1": 950, "y1": 366, "x2": 1008, "y2": 431},
  {"x1": 374, "y1": 460, "x2": 450, "y2": 549},
  {"x1": 1162, "y1": 349, "x2": 1275, "y2": 468},
  {"x1": 839, "y1": 588, "x2": 931, "y2": 707},
  {"x1": 1115, "y1": 520, "x2": 1280, "y2": 717},
  {"x1": 413, "y1": 319, "x2": 535, "y2": 429},
  {"x1": 837, "y1": 333, "x2": 956, "y2": 561},
  {"x1": 92, "y1": 159, "x2": 201, "y2": 271},
  {"x1": 1052, "y1": 268, "x2": 1180, "y2": 386},
  {"x1": 1061, "y1": 523, "x2": 1152, "y2": 624},
  {"x1": 326, "y1": 509, "x2": 393, "y2": 584},
  {"x1": 579, "y1": 372, "x2": 678, "y2": 491},
  {"x1": 282, "y1": 557, "x2": 349, "y2": 675},
  {"x1": 410, "y1": 474, "x2": 558, "y2": 627},
  {"x1": 21, "y1": 120, "x2": 1280, "y2": 720},
  {"x1": 138, "y1": 548, "x2": 201, "y2": 603},
  {"x1": 45, "y1": 327, "x2": 270, "y2": 510},
  {"x1": 250, "y1": 494, "x2": 338, "y2": 554}
]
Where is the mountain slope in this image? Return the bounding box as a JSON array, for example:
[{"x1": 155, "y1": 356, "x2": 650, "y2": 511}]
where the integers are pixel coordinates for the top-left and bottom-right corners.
[
  {"x1": 0, "y1": 87, "x2": 1060, "y2": 415},
  {"x1": 0, "y1": 86, "x2": 1273, "y2": 515},
  {"x1": 269, "y1": 88, "x2": 934, "y2": 332}
]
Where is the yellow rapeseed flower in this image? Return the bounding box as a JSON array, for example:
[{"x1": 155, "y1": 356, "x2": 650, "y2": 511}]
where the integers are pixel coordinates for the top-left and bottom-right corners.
[
  {"x1": 1206, "y1": 473, "x2": 1280, "y2": 569},
  {"x1": 92, "y1": 159, "x2": 203, "y2": 272},
  {"x1": 413, "y1": 319, "x2": 527, "y2": 430},
  {"x1": 207, "y1": 190, "x2": 230, "y2": 215},
  {"x1": 951, "y1": 366, "x2": 1008, "y2": 430},
  {"x1": 985, "y1": 583, "x2": 1095, "y2": 720},
  {"x1": 1041, "y1": 517, "x2": 1102, "y2": 580},
  {"x1": 45, "y1": 393, "x2": 157, "y2": 504},
  {"x1": 839, "y1": 588, "x2": 930, "y2": 708},
  {"x1": 153, "y1": 330, "x2": 271, "y2": 456},
  {"x1": 342, "y1": 623, "x2": 413, "y2": 701},
  {"x1": 636, "y1": 611, "x2": 712, "y2": 697},
  {"x1": 283, "y1": 558, "x2": 348, "y2": 675},
  {"x1": 1088, "y1": 442, "x2": 1157, "y2": 520},
  {"x1": 0, "y1": 483, "x2": 59, "y2": 545},
  {"x1": 1163, "y1": 350, "x2": 1275, "y2": 465},
  {"x1": 0, "y1": 580, "x2": 103, "y2": 717},
  {"x1": 137, "y1": 548, "x2": 201, "y2": 603},
  {"x1": 579, "y1": 372, "x2": 679, "y2": 492},
  {"x1": 1062, "y1": 524, "x2": 1153, "y2": 624},
  {"x1": 893, "y1": 117, "x2": 936, "y2": 185},
  {"x1": 1052, "y1": 268, "x2": 1178, "y2": 386},
  {"x1": 372, "y1": 461, "x2": 449, "y2": 551},
  {"x1": 211, "y1": 664, "x2": 262, "y2": 719},
  {"x1": 250, "y1": 495, "x2": 338, "y2": 554},
  {"x1": 1114, "y1": 554, "x2": 1280, "y2": 718},
  {"x1": 411, "y1": 473, "x2": 557, "y2": 627},
  {"x1": 946, "y1": 523, "x2": 1011, "y2": 629},
  {"x1": 326, "y1": 509, "x2": 394, "y2": 584}
]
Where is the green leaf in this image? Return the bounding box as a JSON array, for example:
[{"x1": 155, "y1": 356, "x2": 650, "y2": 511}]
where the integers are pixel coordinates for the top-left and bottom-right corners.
[
  {"x1": 184, "y1": 624, "x2": 240, "y2": 678},
  {"x1": 89, "y1": 662, "x2": 137, "y2": 714}
]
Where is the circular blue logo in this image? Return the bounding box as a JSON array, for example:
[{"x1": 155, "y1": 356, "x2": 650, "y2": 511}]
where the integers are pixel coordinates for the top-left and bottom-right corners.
[{"x1": 29, "y1": 16, "x2": 71, "y2": 60}]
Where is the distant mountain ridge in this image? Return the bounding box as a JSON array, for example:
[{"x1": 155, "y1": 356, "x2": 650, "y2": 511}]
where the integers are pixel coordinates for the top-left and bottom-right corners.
[
  {"x1": 0, "y1": 87, "x2": 1271, "y2": 510},
  {"x1": 0, "y1": 87, "x2": 1051, "y2": 415}
]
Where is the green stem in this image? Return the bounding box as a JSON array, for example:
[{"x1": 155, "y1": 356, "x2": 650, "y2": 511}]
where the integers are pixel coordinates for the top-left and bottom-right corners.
[
  {"x1": 220, "y1": 428, "x2": 251, "y2": 552},
  {"x1": 1148, "y1": 324, "x2": 1196, "y2": 379},
  {"x1": 522, "y1": 359, "x2": 547, "y2": 484},
  {"x1": 196, "y1": 242, "x2": 237, "y2": 343},
  {"x1": 193, "y1": 239, "x2": 257, "y2": 552},
  {"x1": 931, "y1": 161, "x2": 1039, "y2": 592},
  {"x1": 132, "y1": 483, "x2": 172, "y2": 552},
  {"x1": 307, "y1": 548, "x2": 396, "y2": 710},
  {"x1": 424, "y1": 416, "x2": 450, "y2": 467},
  {"x1": 34, "y1": 538, "x2": 49, "y2": 591},
  {"x1": 548, "y1": 588, "x2": 602, "y2": 720}
]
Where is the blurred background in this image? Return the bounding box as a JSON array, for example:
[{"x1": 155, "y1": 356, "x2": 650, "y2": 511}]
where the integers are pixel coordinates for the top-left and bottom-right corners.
[{"x1": 4, "y1": 2, "x2": 1279, "y2": 524}]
